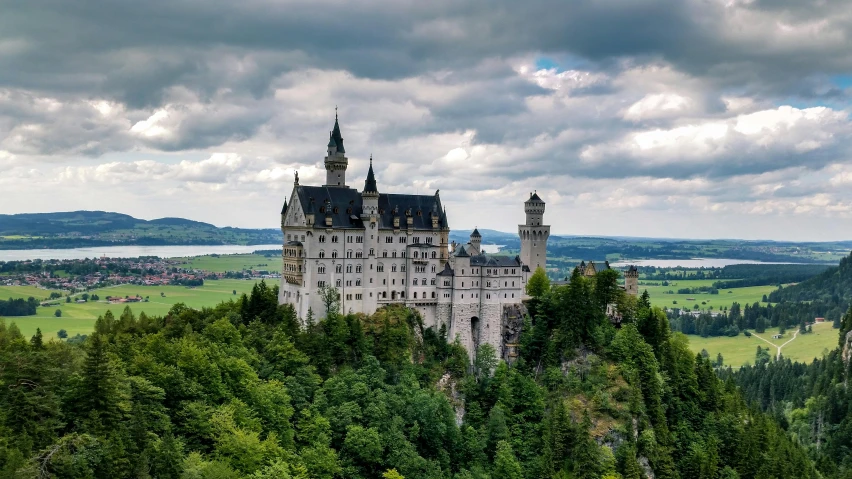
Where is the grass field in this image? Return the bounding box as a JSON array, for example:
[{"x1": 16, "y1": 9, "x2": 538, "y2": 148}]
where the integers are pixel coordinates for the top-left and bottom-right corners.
[
  {"x1": 0, "y1": 279, "x2": 260, "y2": 339},
  {"x1": 177, "y1": 254, "x2": 282, "y2": 273},
  {"x1": 642, "y1": 279, "x2": 778, "y2": 312},
  {"x1": 687, "y1": 323, "x2": 838, "y2": 368}
]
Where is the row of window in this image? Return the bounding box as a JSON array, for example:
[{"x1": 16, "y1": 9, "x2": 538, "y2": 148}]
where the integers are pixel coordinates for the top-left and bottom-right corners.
[{"x1": 345, "y1": 293, "x2": 364, "y2": 300}]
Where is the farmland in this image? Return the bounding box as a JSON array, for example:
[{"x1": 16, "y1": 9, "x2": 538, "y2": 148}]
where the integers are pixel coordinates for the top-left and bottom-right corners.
[{"x1": 0, "y1": 278, "x2": 260, "y2": 339}]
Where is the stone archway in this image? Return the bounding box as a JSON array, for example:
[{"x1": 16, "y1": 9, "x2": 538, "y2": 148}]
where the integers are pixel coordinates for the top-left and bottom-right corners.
[{"x1": 471, "y1": 316, "x2": 481, "y2": 355}]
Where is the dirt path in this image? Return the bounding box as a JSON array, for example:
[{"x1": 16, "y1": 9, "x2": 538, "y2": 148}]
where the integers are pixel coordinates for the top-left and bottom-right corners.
[
  {"x1": 751, "y1": 331, "x2": 784, "y2": 358},
  {"x1": 751, "y1": 322, "x2": 830, "y2": 359}
]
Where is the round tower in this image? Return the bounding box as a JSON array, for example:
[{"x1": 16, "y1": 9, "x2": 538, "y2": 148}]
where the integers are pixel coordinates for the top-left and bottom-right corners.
[
  {"x1": 624, "y1": 265, "x2": 639, "y2": 296},
  {"x1": 324, "y1": 111, "x2": 348, "y2": 187}
]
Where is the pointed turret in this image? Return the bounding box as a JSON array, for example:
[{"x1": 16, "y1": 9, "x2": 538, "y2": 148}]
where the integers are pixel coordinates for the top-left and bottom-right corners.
[
  {"x1": 324, "y1": 110, "x2": 349, "y2": 187},
  {"x1": 469, "y1": 227, "x2": 482, "y2": 254},
  {"x1": 361, "y1": 156, "x2": 379, "y2": 217},
  {"x1": 364, "y1": 156, "x2": 377, "y2": 193}
]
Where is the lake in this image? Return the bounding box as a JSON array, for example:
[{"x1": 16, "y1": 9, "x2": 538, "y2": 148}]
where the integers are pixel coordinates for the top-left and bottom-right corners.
[
  {"x1": 609, "y1": 258, "x2": 807, "y2": 268},
  {"x1": 0, "y1": 245, "x2": 283, "y2": 262}
]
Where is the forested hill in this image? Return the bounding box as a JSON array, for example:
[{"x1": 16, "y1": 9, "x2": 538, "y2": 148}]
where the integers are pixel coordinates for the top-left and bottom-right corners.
[
  {"x1": 762, "y1": 252, "x2": 852, "y2": 325},
  {"x1": 725, "y1": 306, "x2": 852, "y2": 477},
  {"x1": 0, "y1": 211, "x2": 282, "y2": 249},
  {"x1": 0, "y1": 275, "x2": 819, "y2": 477}
]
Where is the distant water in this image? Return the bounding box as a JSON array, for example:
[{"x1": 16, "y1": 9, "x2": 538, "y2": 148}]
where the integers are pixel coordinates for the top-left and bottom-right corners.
[
  {"x1": 0, "y1": 245, "x2": 283, "y2": 262},
  {"x1": 610, "y1": 258, "x2": 806, "y2": 268}
]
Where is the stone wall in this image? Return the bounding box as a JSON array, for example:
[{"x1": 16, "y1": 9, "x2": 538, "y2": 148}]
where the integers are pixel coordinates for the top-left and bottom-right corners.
[{"x1": 501, "y1": 303, "x2": 527, "y2": 363}]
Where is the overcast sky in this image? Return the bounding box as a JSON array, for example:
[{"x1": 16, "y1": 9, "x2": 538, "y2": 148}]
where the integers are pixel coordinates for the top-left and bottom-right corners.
[{"x1": 3, "y1": 0, "x2": 852, "y2": 240}]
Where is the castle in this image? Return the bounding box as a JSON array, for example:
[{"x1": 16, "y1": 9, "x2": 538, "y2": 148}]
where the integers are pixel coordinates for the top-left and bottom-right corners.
[{"x1": 278, "y1": 114, "x2": 635, "y2": 358}]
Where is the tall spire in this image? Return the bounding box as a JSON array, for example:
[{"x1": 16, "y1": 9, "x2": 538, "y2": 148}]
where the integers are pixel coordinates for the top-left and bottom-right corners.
[
  {"x1": 330, "y1": 112, "x2": 345, "y2": 153},
  {"x1": 363, "y1": 155, "x2": 378, "y2": 194}
]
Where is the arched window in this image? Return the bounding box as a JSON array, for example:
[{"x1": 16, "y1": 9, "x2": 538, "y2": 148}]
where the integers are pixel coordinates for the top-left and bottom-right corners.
[
  {"x1": 318, "y1": 264, "x2": 326, "y2": 274},
  {"x1": 335, "y1": 264, "x2": 342, "y2": 273},
  {"x1": 346, "y1": 264, "x2": 352, "y2": 273},
  {"x1": 413, "y1": 251, "x2": 419, "y2": 259},
  {"x1": 383, "y1": 250, "x2": 388, "y2": 258},
  {"x1": 331, "y1": 251, "x2": 338, "y2": 258},
  {"x1": 414, "y1": 292, "x2": 418, "y2": 298},
  {"x1": 377, "y1": 263, "x2": 384, "y2": 272},
  {"x1": 369, "y1": 248, "x2": 375, "y2": 256},
  {"x1": 318, "y1": 250, "x2": 325, "y2": 258},
  {"x1": 347, "y1": 250, "x2": 353, "y2": 258},
  {"x1": 319, "y1": 235, "x2": 326, "y2": 243},
  {"x1": 356, "y1": 265, "x2": 362, "y2": 273},
  {"x1": 356, "y1": 279, "x2": 361, "y2": 286},
  {"x1": 413, "y1": 278, "x2": 418, "y2": 285},
  {"x1": 432, "y1": 251, "x2": 437, "y2": 259},
  {"x1": 391, "y1": 264, "x2": 397, "y2": 272}
]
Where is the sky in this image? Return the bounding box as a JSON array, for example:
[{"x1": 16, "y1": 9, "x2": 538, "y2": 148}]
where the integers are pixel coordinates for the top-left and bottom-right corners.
[{"x1": 2, "y1": 0, "x2": 852, "y2": 241}]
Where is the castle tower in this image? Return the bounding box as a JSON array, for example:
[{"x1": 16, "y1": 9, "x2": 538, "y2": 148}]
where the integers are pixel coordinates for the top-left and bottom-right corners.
[
  {"x1": 324, "y1": 111, "x2": 348, "y2": 187},
  {"x1": 469, "y1": 228, "x2": 481, "y2": 254},
  {"x1": 362, "y1": 157, "x2": 379, "y2": 215},
  {"x1": 624, "y1": 265, "x2": 639, "y2": 296},
  {"x1": 518, "y1": 192, "x2": 550, "y2": 273}
]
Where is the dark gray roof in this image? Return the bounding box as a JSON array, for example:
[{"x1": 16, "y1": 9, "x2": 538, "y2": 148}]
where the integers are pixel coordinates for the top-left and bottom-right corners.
[
  {"x1": 627, "y1": 265, "x2": 638, "y2": 273},
  {"x1": 471, "y1": 228, "x2": 481, "y2": 237},
  {"x1": 470, "y1": 255, "x2": 521, "y2": 267},
  {"x1": 364, "y1": 158, "x2": 377, "y2": 193},
  {"x1": 437, "y1": 263, "x2": 454, "y2": 276},
  {"x1": 294, "y1": 185, "x2": 447, "y2": 230},
  {"x1": 286, "y1": 240, "x2": 303, "y2": 246},
  {"x1": 330, "y1": 117, "x2": 345, "y2": 153},
  {"x1": 527, "y1": 192, "x2": 543, "y2": 202},
  {"x1": 455, "y1": 246, "x2": 469, "y2": 257},
  {"x1": 280, "y1": 197, "x2": 288, "y2": 215}
]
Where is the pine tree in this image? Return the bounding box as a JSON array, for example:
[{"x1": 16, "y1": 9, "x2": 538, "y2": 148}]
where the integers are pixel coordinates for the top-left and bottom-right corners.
[{"x1": 492, "y1": 440, "x2": 522, "y2": 479}]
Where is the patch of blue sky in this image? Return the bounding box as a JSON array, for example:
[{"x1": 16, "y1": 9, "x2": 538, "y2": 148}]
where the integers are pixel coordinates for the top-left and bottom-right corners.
[{"x1": 533, "y1": 55, "x2": 592, "y2": 73}]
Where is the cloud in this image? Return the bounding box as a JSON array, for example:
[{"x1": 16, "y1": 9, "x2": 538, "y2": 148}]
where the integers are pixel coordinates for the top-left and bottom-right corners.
[{"x1": 2, "y1": 0, "x2": 852, "y2": 240}]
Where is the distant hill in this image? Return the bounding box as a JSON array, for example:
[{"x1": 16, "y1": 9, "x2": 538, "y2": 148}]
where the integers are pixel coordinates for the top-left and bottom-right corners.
[{"x1": 0, "y1": 211, "x2": 282, "y2": 250}]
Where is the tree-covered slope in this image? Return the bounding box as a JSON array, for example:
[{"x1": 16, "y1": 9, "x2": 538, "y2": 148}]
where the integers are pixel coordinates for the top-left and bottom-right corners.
[
  {"x1": 0, "y1": 274, "x2": 820, "y2": 478},
  {"x1": 0, "y1": 211, "x2": 282, "y2": 249}
]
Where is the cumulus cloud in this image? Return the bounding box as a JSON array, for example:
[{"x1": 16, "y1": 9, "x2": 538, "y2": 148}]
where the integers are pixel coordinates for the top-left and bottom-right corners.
[{"x1": 2, "y1": 0, "x2": 852, "y2": 239}]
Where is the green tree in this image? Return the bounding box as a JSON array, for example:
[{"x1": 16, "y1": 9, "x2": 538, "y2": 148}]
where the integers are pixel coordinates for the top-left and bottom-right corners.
[
  {"x1": 492, "y1": 440, "x2": 522, "y2": 479},
  {"x1": 526, "y1": 266, "x2": 550, "y2": 298},
  {"x1": 54, "y1": 309, "x2": 62, "y2": 318},
  {"x1": 57, "y1": 328, "x2": 68, "y2": 339}
]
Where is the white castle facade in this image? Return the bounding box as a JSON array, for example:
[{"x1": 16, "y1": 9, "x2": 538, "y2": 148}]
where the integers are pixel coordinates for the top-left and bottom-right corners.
[{"x1": 278, "y1": 115, "x2": 550, "y2": 356}]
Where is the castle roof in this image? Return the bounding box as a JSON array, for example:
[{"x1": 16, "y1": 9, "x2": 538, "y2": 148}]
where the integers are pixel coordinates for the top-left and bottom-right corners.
[
  {"x1": 527, "y1": 192, "x2": 543, "y2": 202},
  {"x1": 363, "y1": 157, "x2": 377, "y2": 194},
  {"x1": 329, "y1": 115, "x2": 345, "y2": 153},
  {"x1": 470, "y1": 255, "x2": 521, "y2": 267},
  {"x1": 280, "y1": 197, "x2": 288, "y2": 215},
  {"x1": 437, "y1": 263, "x2": 454, "y2": 276},
  {"x1": 454, "y1": 246, "x2": 470, "y2": 258},
  {"x1": 627, "y1": 265, "x2": 638, "y2": 272},
  {"x1": 294, "y1": 185, "x2": 447, "y2": 230},
  {"x1": 470, "y1": 228, "x2": 481, "y2": 238}
]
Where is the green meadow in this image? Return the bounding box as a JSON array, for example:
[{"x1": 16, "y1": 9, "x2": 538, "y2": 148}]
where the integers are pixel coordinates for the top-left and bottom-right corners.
[
  {"x1": 687, "y1": 323, "x2": 838, "y2": 368},
  {"x1": 0, "y1": 279, "x2": 260, "y2": 339},
  {"x1": 641, "y1": 279, "x2": 778, "y2": 312},
  {"x1": 177, "y1": 253, "x2": 282, "y2": 273}
]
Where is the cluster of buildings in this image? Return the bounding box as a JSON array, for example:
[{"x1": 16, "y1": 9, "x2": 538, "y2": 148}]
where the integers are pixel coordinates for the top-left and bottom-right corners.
[
  {"x1": 1, "y1": 257, "x2": 211, "y2": 291},
  {"x1": 279, "y1": 115, "x2": 638, "y2": 358}
]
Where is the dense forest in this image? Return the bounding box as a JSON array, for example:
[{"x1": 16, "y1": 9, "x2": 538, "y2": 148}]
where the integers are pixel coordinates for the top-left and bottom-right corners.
[
  {"x1": 0, "y1": 297, "x2": 38, "y2": 317},
  {"x1": 724, "y1": 308, "x2": 852, "y2": 477},
  {"x1": 0, "y1": 273, "x2": 819, "y2": 478}
]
